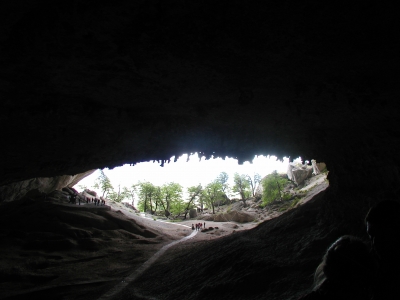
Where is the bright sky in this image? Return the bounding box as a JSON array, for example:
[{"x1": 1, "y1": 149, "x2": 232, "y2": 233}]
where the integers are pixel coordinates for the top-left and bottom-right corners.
[{"x1": 74, "y1": 153, "x2": 300, "y2": 200}]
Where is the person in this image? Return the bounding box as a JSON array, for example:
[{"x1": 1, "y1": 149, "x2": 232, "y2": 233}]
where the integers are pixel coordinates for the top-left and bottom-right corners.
[
  {"x1": 192, "y1": 224, "x2": 195, "y2": 230},
  {"x1": 298, "y1": 235, "x2": 376, "y2": 300},
  {"x1": 365, "y1": 200, "x2": 400, "y2": 300},
  {"x1": 70, "y1": 193, "x2": 77, "y2": 204},
  {"x1": 204, "y1": 222, "x2": 206, "y2": 228}
]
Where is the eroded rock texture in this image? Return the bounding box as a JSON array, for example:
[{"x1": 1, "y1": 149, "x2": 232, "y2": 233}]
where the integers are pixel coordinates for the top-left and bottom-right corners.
[
  {"x1": 0, "y1": 1, "x2": 399, "y2": 298},
  {"x1": 0, "y1": 170, "x2": 95, "y2": 202}
]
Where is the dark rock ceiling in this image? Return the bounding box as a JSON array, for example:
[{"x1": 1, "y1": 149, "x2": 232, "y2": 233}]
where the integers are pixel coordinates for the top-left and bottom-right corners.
[{"x1": 0, "y1": 1, "x2": 399, "y2": 213}]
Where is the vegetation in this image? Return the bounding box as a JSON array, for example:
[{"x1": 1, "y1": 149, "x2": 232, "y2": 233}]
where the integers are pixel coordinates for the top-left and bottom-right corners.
[
  {"x1": 246, "y1": 173, "x2": 261, "y2": 197},
  {"x1": 89, "y1": 166, "x2": 313, "y2": 218},
  {"x1": 203, "y1": 180, "x2": 224, "y2": 214},
  {"x1": 93, "y1": 170, "x2": 114, "y2": 198},
  {"x1": 232, "y1": 173, "x2": 251, "y2": 207},
  {"x1": 261, "y1": 171, "x2": 290, "y2": 205}
]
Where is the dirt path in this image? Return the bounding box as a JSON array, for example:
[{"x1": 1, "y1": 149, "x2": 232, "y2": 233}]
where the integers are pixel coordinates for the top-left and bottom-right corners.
[
  {"x1": 95, "y1": 203, "x2": 258, "y2": 299},
  {"x1": 98, "y1": 228, "x2": 198, "y2": 300}
]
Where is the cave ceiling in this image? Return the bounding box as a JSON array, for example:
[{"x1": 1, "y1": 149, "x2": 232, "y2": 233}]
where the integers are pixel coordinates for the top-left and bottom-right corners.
[{"x1": 0, "y1": 1, "x2": 398, "y2": 188}]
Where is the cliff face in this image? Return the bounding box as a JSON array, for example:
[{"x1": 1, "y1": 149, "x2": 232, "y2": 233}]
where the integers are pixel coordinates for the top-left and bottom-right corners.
[
  {"x1": 0, "y1": 170, "x2": 95, "y2": 202},
  {"x1": 0, "y1": 1, "x2": 398, "y2": 298}
]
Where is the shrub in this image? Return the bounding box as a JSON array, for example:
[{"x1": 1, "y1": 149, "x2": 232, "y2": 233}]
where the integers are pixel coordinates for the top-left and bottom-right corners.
[{"x1": 261, "y1": 171, "x2": 289, "y2": 205}]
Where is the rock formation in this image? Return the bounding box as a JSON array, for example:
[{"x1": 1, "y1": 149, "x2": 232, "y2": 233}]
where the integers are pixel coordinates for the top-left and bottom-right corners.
[
  {"x1": 287, "y1": 162, "x2": 313, "y2": 186},
  {"x1": 0, "y1": 170, "x2": 95, "y2": 202},
  {"x1": 0, "y1": 1, "x2": 399, "y2": 299}
]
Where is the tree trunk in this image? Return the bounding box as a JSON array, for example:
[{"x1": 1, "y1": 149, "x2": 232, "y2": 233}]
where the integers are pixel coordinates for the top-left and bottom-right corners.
[{"x1": 276, "y1": 181, "x2": 283, "y2": 201}]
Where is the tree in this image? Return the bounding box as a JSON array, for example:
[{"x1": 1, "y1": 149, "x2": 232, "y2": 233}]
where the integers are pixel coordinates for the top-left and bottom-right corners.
[
  {"x1": 216, "y1": 172, "x2": 229, "y2": 194},
  {"x1": 161, "y1": 182, "x2": 183, "y2": 218},
  {"x1": 93, "y1": 170, "x2": 114, "y2": 198},
  {"x1": 216, "y1": 171, "x2": 230, "y2": 206},
  {"x1": 247, "y1": 173, "x2": 262, "y2": 197},
  {"x1": 137, "y1": 182, "x2": 156, "y2": 213},
  {"x1": 232, "y1": 173, "x2": 251, "y2": 206},
  {"x1": 203, "y1": 181, "x2": 224, "y2": 214},
  {"x1": 183, "y1": 184, "x2": 203, "y2": 219},
  {"x1": 261, "y1": 171, "x2": 289, "y2": 205},
  {"x1": 122, "y1": 185, "x2": 137, "y2": 207}
]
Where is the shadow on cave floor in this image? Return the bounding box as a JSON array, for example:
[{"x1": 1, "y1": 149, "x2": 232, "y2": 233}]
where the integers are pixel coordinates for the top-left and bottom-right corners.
[{"x1": 0, "y1": 197, "x2": 179, "y2": 300}]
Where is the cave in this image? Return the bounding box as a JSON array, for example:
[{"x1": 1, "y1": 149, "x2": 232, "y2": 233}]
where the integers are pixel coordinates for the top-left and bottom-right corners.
[{"x1": 0, "y1": 1, "x2": 399, "y2": 299}]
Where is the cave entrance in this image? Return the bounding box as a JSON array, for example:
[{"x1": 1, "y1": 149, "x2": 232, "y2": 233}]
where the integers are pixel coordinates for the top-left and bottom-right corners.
[{"x1": 74, "y1": 154, "x2": 328, "y2": 219}]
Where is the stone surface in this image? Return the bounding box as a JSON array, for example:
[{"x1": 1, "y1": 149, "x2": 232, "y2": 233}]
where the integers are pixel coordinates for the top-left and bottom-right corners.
[
  {"x1": 213, "y1": 211, "x2": 256, "y2": 223},
  {"x1": 288, "y1": 164, "x2": 313, "y2": 186},
  {"x1": 189, "y1": 208, "x2": 198, "y2": 218},
  {"x1": 0, "y1": 170, "x2": 95, "y2": 202}
]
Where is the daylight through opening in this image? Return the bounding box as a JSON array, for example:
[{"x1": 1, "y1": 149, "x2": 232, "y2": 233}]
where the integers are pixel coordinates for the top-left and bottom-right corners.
[{"x1": 73, "y1": 154, "x2": 328, "y2": 219}]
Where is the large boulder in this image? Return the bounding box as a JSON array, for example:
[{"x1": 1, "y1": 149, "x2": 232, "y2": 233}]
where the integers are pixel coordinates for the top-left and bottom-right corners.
[
  {"x1": 0, "y1": 170, "x2": 95, "y2": 202},
  {"x1": 84, "y1": 189, "x2": 97, "y2": 197},
  {"x1": 189, "y1": 208, "x2": 198, "y2": 218},
  {"x1": 287, "y1": 163, "x2": 313, "y2": 186},
  {"x1": 213, "y1": 211, "x2": 256, "y2": 223},
  {"x1": 316, "y1": 162, "x2": 327, "y2": 173},
  {"x1": 231, "y1": 201, "x2": 244, "y2": 211}
]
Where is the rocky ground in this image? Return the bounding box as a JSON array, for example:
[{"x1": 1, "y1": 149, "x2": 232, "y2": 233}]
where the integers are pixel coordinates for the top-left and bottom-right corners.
[{"x1": 0, "y1": 173, "x2": 328, "y2": 300}]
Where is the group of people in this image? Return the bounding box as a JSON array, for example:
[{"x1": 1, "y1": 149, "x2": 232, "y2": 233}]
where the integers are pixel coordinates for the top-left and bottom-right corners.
[
  {"x1": 68, "y1": 193, "x2": 106, "y2": 206},
  {"x1": 87, "y1": 197, "x2": 106, "y2": 206},
  {"x1": 298, "y1": 200, "x2": 400, "y2": 300},
  {"x1": 192, "y1": 222, "x2": 206, "y2": 231}
]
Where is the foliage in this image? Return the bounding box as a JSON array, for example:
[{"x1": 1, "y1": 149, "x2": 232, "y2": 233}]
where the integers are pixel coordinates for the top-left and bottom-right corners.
[
  {"x1": 203, "y1": 180, "x2": 224, "y2": 214},
  {"x1": 246, "y1": 173, "x2": 261, "y2": 197},
  {"x1": 108, "y1": 184, "x2": 132, "y2": 202},
  {"x1": 183, "y1": 184, "x2": 203, "y2": 218},
  {"x1": 122, "y1": 185, "x2": 137, "y2": 205},
  {"x1": 261, "y1": 171, "x2": 289, "y2": 205},
  {"x1": 137, "y1": 182, "x2": 156, "y2": 212},
  {"x1": 161, "y1": 182, "x2": 183, "y2": 216},
  {"x1": 232, "y1": 173, "x2": 251, "y2": 201},
  {"x1": 216, "y1": 172, "x2": 230, "y2": 194},
  {"x1": 93, "y1": 170, "x2": 114, "y2": 198}
]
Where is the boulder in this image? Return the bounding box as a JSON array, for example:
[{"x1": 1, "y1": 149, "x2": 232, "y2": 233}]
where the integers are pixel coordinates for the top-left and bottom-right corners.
[
  {"x1": 84, "y1": 189, "x2": 97, "y2": 197},
  {"x1": 287, "y1": 163, "x2": 313, "y2": 186},
  {"x1": 317, "y1": 162, "x2": 327, "y2": 172},
  {"x1": 231, "y1": 201, "x2": 244, "y2": 211},
  {"x1": 189, "y1": 208, "x2": 198, "y2": 218},
  {"x1": 213, "y1": 211, "x2": 256, "y2": 223}
]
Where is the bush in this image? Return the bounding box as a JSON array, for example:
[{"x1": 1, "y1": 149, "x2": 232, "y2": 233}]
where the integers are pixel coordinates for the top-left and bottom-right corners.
[{"x1": 261, "y1": 171, "x2": 289, "y2": 205}]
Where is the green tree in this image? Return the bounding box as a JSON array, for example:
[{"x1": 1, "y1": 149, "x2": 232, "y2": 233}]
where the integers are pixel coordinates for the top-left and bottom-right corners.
[
  {"x1": 247, "y1": 173, "x2": 262, "y2": 197},
  {"x1": 203, "y1": 181, "x2": 223, "y2": 214},
  {"x1": 216, "y1": 171, "x2": 231, "y2": 206},
  {"x1": 123, "y1": 185, "x2": 137, "y2": 206},
  {"x1": 183, "y1": 184, "x2": 203, "y2": 219},
  {"x1": 137, "y1": 182, "x2": 156, "y2": 213},
  {"x1": 216, "y1": 172, "x2": 229, "y2": 194},
  {"x1": 232, "y1": 173, "x2": 251, "y2": 206},
  {"x1": 261, "y1": 171, "x2": 289, "y2": 205},
  {"x1": 93, "y1": 170, "x2": 114, "y2": 198},
  {"x1": 161, "y1": 182, "x2": 183, "y2": 218}
]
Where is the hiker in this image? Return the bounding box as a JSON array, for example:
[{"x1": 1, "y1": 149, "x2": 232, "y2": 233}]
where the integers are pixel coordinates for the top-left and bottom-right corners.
[{"x1": 70, "y1": 193, "x2": 77, "y2": 204}]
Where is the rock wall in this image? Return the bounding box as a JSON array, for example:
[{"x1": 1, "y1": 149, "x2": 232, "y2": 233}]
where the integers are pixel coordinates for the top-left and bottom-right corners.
[{"x1": 0, "y1": 170, "x2": 95, "y2": 202}]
